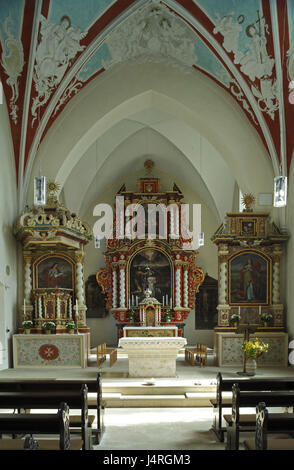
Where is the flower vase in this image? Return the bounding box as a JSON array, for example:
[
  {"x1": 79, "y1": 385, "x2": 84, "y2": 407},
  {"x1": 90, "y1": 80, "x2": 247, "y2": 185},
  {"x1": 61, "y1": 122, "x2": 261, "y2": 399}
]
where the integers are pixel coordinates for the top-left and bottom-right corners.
[
  {"x1": 245, "y1": 358, "x2": 257, "y2": 376},
  {"x1": 44, "y1": 330, "x2": 51, "y2": 335},
  {"x1": 24, "y1": 329, "x2": 31, "y2": 334},
  {"x1": 263, "y1": 322, "x2": 268, "y2": 328}
]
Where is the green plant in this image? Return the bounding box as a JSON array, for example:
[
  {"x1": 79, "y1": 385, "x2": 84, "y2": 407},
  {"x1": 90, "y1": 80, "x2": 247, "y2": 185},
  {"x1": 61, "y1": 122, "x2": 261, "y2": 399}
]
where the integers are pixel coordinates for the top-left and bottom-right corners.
[
  {"x1": 22, "y1": 320, "x2": 33, "y2": 329},
  {"x1": 42, "y1": 321, "x2": 56, "y2": 331},
  {"x1": 164, "y1": 308, "x2": 172, "y2": 322},
  {"x1": 129, "y1": 309, "x2": 136, "y2": 323},
  {"x1": 261, "y1": 313, "x2": 273, "y2": 323},
  {"x1": 66, "y1": 321, "x2": 75, "y2": 330},
  {"x1": 242, "y1": 338, "x2": 269, "y2": 359},
  {"x1": 230, "y1": 313, "x2": 241, "y2": 324}
]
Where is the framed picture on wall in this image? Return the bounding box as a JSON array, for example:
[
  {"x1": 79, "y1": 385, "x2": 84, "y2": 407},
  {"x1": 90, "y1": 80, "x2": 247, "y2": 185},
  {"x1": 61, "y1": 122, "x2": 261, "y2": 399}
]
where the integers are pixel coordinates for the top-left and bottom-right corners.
[
  {"x1": 195, "y1": 274, "x2": 218, "y2": 329},
  {"x1": 85, "y1": 274, "x2": 107, "y2": 318},
  {"x1": 228, "y1": 250, "x2": 271, "y2": 305}
]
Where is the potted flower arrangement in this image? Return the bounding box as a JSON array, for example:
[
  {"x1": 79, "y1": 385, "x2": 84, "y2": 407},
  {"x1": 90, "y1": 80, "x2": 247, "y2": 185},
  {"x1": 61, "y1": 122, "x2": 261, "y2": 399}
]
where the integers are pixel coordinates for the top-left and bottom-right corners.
[
  {"x1": 42, "y1": 321, "x2": 56, "y2": 334},
  {"x1": 230, "y1": 313, "x2": 241, "y2": 328},
  {"x1": 242, "y1": 337, "x2": 269, "y2": 376},
  {"x1": 260, "y1": 313, "x2": 273, "y2": 327},
  {"x1": 66, "y1": 321, "x2": 76, "y2": 334},
  {"x1": 22, "y1": 320, "x2": 33, "y2": 334}
]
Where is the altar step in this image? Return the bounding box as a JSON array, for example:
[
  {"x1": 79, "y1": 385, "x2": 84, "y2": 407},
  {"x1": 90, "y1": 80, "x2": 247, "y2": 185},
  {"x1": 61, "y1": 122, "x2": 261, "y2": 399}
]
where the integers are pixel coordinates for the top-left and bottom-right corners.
[
  {"x1": 97, "y1": 383, "x2": 217, "y2": 408},
  {"x1": 100, "y1": 391, "x2": 216, "y2": 407}
]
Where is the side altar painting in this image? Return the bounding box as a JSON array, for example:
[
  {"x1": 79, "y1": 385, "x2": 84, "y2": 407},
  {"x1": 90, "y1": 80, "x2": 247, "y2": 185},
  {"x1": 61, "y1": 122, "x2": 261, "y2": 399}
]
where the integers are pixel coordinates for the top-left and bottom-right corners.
[
  {"x1": 229, "y1": 251, "x2": 270, "y2": 305},
  {"x1": 36, "y1": 256, "x2": 74, "y2": 289},
  {"x1": 97, "y1": 161, "x2": 205, "y2": 340}
]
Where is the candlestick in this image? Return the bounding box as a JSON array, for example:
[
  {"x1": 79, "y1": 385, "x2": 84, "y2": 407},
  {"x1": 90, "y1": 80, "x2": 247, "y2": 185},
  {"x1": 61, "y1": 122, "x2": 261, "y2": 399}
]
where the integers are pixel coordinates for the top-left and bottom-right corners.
[{"x1": 23, "y1": 299, "x2": 26, "y2": 318}]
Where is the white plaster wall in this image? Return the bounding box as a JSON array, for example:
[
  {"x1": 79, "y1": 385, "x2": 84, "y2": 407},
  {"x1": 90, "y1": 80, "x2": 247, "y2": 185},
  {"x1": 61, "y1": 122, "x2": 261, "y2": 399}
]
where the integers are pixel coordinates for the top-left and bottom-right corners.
[
  {"x1": 81, "y1": 170, "x2": 219, "y2": 347},
  {"x1": 0, "y1": 99, "x2": 18, "y2": 369}
]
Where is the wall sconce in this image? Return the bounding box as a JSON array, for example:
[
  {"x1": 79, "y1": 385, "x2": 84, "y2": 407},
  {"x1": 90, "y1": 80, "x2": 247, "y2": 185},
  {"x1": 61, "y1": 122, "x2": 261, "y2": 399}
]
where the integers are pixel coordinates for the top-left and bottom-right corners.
[
  {"x1": 34, "y1": 176, "x2": 46, "y2": 206},
  {"x1": 273, "y1": 176, "x2": 287, "y2": 207},
  {"x1": 94, "y1": 236, "x2": 100, "y2": 249},
  {"x1": 198, "y1": 232, "x2": 205, "y2": 246}
]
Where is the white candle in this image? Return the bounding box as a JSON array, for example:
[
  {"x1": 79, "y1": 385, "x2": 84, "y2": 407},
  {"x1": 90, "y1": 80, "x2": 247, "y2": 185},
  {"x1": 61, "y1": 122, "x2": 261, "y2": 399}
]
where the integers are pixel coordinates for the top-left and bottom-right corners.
[
  {"x1": 166, "y1": 294, "x2": 168, "y2": 305},
  {"x1": 238, "y1": 306, "x2": 241, "y2": 315},
  {"x1": 76, "y1": 299, "x2": 79, "y2": 319},
  {"x1": 259, "y1": 305, "x2": 261, "y2": 316},
  {"x1": 24, "y1": 299, "x2": 26, "y2": 318}
]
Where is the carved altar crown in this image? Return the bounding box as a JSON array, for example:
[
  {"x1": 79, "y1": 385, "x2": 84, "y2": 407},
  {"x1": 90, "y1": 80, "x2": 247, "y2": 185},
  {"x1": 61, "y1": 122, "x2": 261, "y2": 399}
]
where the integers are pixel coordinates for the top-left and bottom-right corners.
[{"x1": 14, "y1": 180, "x2": 92, "y2": 248}]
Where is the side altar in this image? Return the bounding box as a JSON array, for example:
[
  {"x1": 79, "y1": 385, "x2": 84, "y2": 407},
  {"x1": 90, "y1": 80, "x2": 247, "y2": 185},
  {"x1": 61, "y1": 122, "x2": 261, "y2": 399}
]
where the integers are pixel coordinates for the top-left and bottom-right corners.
[
  {"x1": 211, "y1": 200, "x2": 289, "y2": 367},
  {"x1": 13, "y1": 180, "x2": 92, "y2": 368},
  {"x1": 97, "y1": 161, "x2": 205, "y2": 343}
]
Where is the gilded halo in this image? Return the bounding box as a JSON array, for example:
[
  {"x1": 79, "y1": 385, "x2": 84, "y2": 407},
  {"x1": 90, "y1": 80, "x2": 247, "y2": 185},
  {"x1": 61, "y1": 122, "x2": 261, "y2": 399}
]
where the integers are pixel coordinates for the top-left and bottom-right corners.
[{"x1": 242, "y1": 193, "x2": 255, "y2": 212}]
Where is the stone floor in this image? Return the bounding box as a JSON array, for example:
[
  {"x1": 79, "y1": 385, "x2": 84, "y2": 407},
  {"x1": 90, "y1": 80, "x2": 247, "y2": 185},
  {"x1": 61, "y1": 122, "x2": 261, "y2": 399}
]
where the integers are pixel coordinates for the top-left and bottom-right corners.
[{"x1": 1, "y1": 351, "x2": 294, "y2": 451}]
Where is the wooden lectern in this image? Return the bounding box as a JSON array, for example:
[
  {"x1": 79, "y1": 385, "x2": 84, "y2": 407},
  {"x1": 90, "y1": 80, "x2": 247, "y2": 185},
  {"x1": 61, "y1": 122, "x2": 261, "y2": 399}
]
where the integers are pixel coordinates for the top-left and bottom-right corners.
[{"x1": 235, "y1": 323, "x2": 259, "y2": 375}]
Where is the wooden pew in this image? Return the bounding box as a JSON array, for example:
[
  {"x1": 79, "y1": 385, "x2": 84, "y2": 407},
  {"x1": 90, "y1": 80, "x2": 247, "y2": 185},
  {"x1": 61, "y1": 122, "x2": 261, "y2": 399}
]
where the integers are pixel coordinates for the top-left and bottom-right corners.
[
  {"x1": 0, "y1": 384, "x2": 91, "y2": 450},
  {"x1": 226, "y1": 384, "x2": 294, "y2": 450},
  {"x1": 211, "y1": 372, "x2": 294, "y2": 442},
  {"x1": 244, "y1": 402, "x2": 294, "y2": 450},
  {"x1": 0, "y1": 402, "x2": 82, "y2": 450},
  {"x1": 0, "y1": 434, "x2": 39, "y2": 450},
  {"x1": 0, "y1": 372, "x2": 104, "y2": 445},
  {"x1": 185, "y1": 343, "x2": 207, "y2": 367}
]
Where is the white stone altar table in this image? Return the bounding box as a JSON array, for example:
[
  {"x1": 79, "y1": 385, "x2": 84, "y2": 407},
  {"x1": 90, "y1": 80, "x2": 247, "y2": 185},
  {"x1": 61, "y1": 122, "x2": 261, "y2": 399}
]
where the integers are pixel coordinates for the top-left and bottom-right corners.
[
  {"x1": 13, "y1": 334, "x2": 88, "y2": 368},
  {"x1": 123, "y1": 326, "x2": 178, "y2": 337},
  {"x1": 119, "y1": 336, "x2": 187, "y2": 377}
]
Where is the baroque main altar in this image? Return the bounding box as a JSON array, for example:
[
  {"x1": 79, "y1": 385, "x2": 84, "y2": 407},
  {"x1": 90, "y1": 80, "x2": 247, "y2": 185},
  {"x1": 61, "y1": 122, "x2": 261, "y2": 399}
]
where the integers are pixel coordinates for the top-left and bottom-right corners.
[{"x1": 97, "y1": 162, "x2": 205, "y2": 343}]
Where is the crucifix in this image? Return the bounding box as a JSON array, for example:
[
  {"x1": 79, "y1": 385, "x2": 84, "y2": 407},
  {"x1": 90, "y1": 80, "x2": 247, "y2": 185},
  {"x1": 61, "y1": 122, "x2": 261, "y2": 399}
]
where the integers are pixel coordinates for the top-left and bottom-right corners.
[{"x1": 235, "y1": 310, "x2": 259, "y2": 375}]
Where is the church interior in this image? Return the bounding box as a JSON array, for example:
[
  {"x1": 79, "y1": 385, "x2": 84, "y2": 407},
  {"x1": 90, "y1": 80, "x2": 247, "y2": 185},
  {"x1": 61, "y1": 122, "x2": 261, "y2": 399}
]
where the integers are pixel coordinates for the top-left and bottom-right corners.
[{"x1": 1, "y1": 0, "x2": 294, "y2": 453}]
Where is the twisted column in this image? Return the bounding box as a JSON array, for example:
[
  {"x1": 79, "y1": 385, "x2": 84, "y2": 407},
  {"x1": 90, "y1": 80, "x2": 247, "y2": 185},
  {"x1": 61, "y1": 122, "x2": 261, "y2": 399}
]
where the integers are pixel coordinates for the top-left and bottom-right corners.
[
  {"x1": 175, "y1": 264, "x2": 182, "y2": 307},
  {"x1": 119, "y1": 263, "x2": 126, "y2": 308},
  {"x1": 112, "y1": 265, "x2": 118, "y2": 309},
  {"x1": 272, "y1": 256, "x2": 280, "y2": 304},
  {"x1": 23, "y1": 254, "x2": 32, "y2": 303},
  {"x1": 183, "y1": 265, "x2": 188, "y2": 308}
]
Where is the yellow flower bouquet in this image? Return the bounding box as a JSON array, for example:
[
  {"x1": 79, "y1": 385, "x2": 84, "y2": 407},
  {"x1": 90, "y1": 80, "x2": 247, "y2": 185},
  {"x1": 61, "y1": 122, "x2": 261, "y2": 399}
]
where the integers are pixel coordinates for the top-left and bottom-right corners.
[{"x1": 242, "y1": 338, "x2": 269, "y2": 359}]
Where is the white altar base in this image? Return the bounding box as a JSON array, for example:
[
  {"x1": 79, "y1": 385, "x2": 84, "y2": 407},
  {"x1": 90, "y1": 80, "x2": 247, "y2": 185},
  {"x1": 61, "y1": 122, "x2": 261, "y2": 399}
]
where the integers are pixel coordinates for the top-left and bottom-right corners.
[
  {"x1": 118, "y1": 336, "x2": 187, "y2": 377},
  {"x1": 13, "y1": 334, "x2": 88, "y2": 368}
]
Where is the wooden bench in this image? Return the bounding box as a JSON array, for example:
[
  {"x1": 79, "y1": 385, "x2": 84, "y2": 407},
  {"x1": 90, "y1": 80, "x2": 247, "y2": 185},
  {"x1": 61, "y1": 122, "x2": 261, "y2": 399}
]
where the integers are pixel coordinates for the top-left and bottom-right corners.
[
  {"x1": 97, "y1": 344, "x2": 117, "y2": 368},
  {"x1": 0, "y1": 372, "x2": 104, "y2": 445},
  {"x1": 97, "y1": 343, "x2": 107, "y2": 367},
  {"x1": 0, "y1": 402, "x2": 82, "y2": 450},
  {"x1": 211, "y1": 372, "x2": 294, "y2": 442},
  {"x1": 244, "y1": 402, "x2": 294, "y2": 450},
  {"x1": 226, "y1": 384, "x2": 294, "y2": 450},
  {"x1": 185, "y1": 344, "x2": 207, "y2": 367},
  {"x1": 0, "y1": 384, "x2": 91, "y2": 449}
]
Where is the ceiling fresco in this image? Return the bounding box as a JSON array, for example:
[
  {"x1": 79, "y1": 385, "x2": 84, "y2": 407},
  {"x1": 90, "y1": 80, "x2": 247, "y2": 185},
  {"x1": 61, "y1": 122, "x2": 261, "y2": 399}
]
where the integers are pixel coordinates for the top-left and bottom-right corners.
[{"x1": 0, "y1": 0, "x2": 292, "y2": 197}]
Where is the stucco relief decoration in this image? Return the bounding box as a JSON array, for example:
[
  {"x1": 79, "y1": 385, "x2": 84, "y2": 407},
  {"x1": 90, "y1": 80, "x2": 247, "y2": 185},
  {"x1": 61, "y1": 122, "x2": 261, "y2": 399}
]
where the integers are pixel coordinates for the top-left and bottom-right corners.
[
  {"x1": 104, "y1": 1, "x2": 197, "y2": 71},
  {"x1": 32, "y1": 15, "x2": 87, "y2": 125},
  {"x1": 214, "y1": 10, "x2": 278, "y2": 120},
  {"x1": 0, "y1": 15, "x2": 24, "y2": 124}
]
